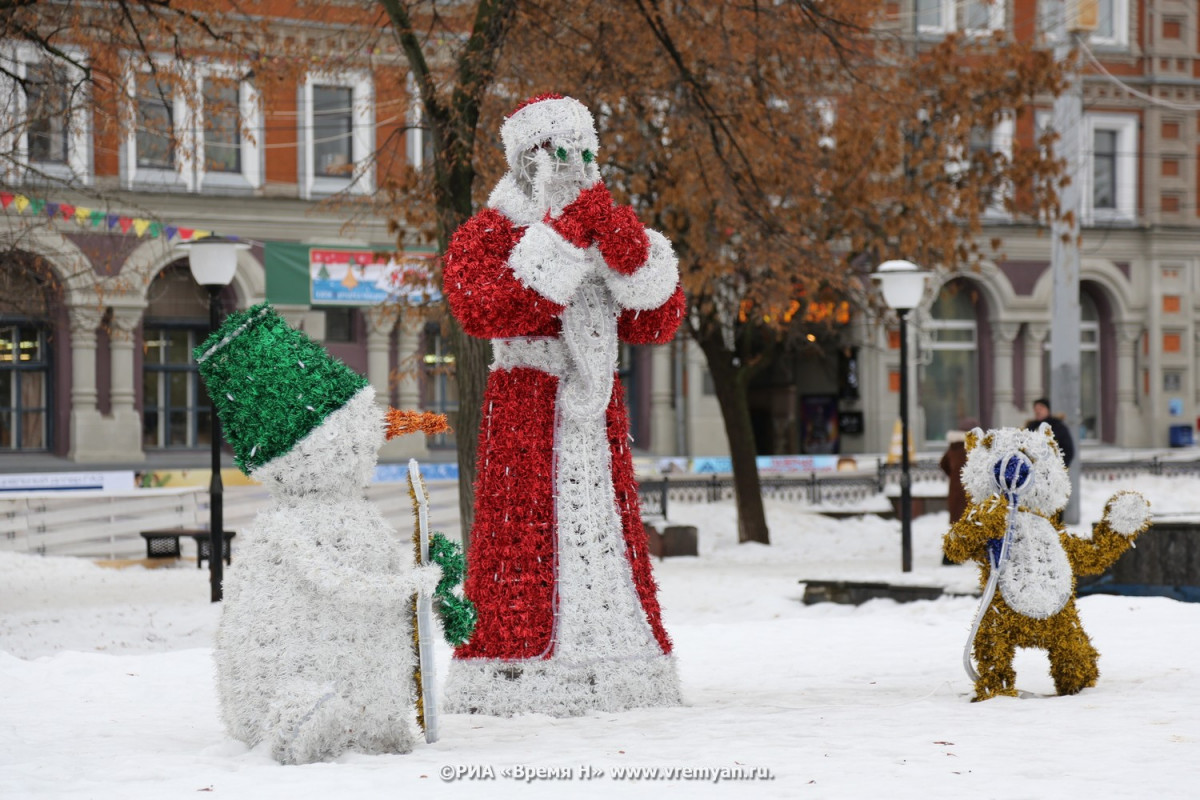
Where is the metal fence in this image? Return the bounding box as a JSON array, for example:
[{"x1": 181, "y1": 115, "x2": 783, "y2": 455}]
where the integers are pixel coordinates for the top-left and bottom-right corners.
[{"x1": 637, "y1": 456, "x2": 1200, "y2": 520}]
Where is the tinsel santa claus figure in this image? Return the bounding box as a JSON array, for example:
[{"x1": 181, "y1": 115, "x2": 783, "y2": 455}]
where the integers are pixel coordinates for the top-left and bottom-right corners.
[
  {"x1": 196, "y1": 303, "x2": 447, "y2": 764},
  {"x1": 442, "y1": 94, "x2": 685, "y2": 716}
]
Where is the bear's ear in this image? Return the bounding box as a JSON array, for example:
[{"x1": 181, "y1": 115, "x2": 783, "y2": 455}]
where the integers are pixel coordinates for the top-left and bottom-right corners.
[{"x1": 966, "y1": 426, "x2": 984, "y2": 452}]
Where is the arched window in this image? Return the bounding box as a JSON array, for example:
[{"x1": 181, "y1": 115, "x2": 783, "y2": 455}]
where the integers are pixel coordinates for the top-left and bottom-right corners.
[
  {"x1": 0, "y1": 261, "x2": 56, "y2": 451},
  {"x1": 142, "y1": 263, "x2": 214, "y2": 449},
  {"x1": 921, "y1": 281, "x2": 980, "y2": 442}
]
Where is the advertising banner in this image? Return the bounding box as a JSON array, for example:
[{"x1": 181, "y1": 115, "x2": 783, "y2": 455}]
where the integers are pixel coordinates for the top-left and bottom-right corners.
[{"x1": 309, "y1": 249, "x2": 440, "y2": 306}]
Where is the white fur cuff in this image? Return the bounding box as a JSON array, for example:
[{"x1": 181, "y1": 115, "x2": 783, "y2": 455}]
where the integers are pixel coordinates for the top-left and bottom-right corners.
[
  {"x1": 605, "y1": 229, "x2": 679, "y2": 311},
  {"x1": 509, "y1": 222, "x2": 593, "y2": 305}
]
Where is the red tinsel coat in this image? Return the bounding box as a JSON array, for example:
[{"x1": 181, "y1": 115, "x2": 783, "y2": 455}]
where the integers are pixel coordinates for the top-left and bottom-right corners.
[{"x1": 444, "y1": 202, "x2": 685, "y2": 661}]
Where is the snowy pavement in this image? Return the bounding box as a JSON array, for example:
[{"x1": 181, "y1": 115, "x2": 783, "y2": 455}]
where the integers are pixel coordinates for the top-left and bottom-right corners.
[{"x1": 2, "y1": 475, "x2": 1198, "y2": 798}]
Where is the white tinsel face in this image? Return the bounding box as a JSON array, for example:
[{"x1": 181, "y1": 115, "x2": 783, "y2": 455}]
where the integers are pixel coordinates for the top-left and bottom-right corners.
[
  {"x1": 961, "y1": 424, "x2": 1070, "y2": 515},
  {"x1": 251, "y1": 386, "x2": 383, "y2": 498},
  {"x1": 515, "y1": 141, "x2": 601, "y2": 216}
]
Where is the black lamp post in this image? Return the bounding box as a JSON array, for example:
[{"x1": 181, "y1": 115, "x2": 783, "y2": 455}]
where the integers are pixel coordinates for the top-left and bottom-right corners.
[
  {"x1": 873, "y1": 259, "x2": 929, "y2": 573},
  {"x1": 180, "y1": 236, "x2": 248, "y2": 602}
]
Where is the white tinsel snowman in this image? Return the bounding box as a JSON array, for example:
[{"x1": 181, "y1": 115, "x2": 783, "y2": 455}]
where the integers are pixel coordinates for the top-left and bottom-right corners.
[{"x1": 196, "y1": 303, "x2": 441, "y2": 764}]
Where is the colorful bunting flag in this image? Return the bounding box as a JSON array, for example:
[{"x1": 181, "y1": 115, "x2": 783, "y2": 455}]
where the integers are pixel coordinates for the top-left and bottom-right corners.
[{"x1": 1, "y1": 190, "x2": 232, "y2": 245}]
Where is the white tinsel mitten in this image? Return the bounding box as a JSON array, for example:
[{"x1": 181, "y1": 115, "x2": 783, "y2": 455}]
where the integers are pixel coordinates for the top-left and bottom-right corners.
[{"x1": 1103, "y1": 490, "x2": 1152, "y2": 537}]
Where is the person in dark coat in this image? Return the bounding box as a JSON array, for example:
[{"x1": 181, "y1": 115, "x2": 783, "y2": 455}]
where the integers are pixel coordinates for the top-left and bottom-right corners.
[
  {"x1": 939, "y1": 429, "x2": 969, "y2": 566},
  {"x1": 1026, "y1": 397, "x2": 1075, "y2": 467},
  {"x1": 940, "y1": 430, "x2": 969, "y2": 524}
]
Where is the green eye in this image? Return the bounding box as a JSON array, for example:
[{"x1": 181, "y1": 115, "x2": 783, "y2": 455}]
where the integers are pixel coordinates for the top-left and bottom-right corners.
[
  {"x1": 555, "y1": 146, "x2": 568, "y2": 161},
  {"x1": 582, "y1": 150, "x2": 594, "y2": 164}
]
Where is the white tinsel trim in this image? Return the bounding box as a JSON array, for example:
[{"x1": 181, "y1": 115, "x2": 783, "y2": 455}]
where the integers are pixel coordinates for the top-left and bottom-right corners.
[
  {"x1": 492, "y1": 337, "x2": 568, "y2": 377},
  {"x1": 196, "y1": 305, "x2": 272, "y2": 364},
  {"x1": 1105, "y1": 490, "x2": 1152, "y2": 536},
  {"x1": 559, "y1": 278, "x2": 619, "y2": 420},
  {"x1": 216, "y1": 387, "x2": 426, "y2": 763},
  {"x1": 997, "y1": 510, "x2": 1073, "y2": 619},
  {"x1": 488, "y1": 174, "x2": 542, "y2": 226},
  {"x1": 443, "y1": 654, "x2": 682, "y2": 718},
  {"x1": 501, "y1": 96, "x2": 600, "y2": 168},
  {"x1": 961, "y1": 425, "x2": 1071, "y2": 516},
  {"x1": 508, "y1": 222, "x2": 595, "y2": 305},
  {"x1": 605, "y1": 229, "x2": 680, "y2": 311}
]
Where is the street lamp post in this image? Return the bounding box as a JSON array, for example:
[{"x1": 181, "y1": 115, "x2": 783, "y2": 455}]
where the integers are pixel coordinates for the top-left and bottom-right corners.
[
  {"x1": 179, "y1": 236, "x2": 249, "y2": 602},
  {"x1": 873, "y1": 260, "x2": 929, "y2": 573}
]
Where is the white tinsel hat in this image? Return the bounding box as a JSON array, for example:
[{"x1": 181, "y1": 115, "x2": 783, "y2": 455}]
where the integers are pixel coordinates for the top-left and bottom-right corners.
[{"x1": 500, "y1": 93, "x2": 600, "y2": 169}]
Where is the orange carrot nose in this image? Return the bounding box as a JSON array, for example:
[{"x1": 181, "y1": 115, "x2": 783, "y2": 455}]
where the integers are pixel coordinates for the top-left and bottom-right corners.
[{"x1": 385, "y1": 408, "x2": 452, "y2": 440}]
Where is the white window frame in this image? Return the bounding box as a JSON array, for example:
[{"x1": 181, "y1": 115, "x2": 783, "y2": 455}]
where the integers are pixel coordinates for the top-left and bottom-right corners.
[
  {"x1": 0, "y1": 43, "x2": 91, "y2": 186},
  {"x1": 982, "y1": 116, "x2": 1014, "y2": 217},
  {"x1": 917, "y1": 0, "x2": 1005, "y2": 36},
  {"x1": 300, "y1": 70, "x2": 374, "y2": 199},
  {"x1": 1090, "y1": 0, "x2": 1129, "y2": 49},
  {"x1": 123, "y1": 57, "x2": 261, "y2": 192},
  {"x1": 123, "y1": 57, "x2": 191, "y2": 190},
  {"x1": 1081, "y1": 112, "x2": 1137, "y2": 225},
  {"x1": 944, "y1": 114, "x2": 1014, "y2": 217},
  {"x1": 194, "y1": 62, "x2": 262, "y2": 193},
  {"x1": 1036, "y1": 109, "x2": 1137, "y2": 226},
  {"x1": 917, "y1": 0, "x2": 955, "y2": 34},
  {"x1": 963, "y1": 0, "x2": 1006, "y2": 36}
]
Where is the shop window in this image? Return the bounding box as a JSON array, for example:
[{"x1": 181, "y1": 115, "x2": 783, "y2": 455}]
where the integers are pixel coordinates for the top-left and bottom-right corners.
[
  {"x1": 0, "y1": 324, "x2": 51, "y2": 451},
  {"x1": 142, "y1": 327, "x2": 211, "y2": 449},
  {"x1": 421, "y1": 322, "x2": 457, "y2": 448},
  {"x1": 920, "y1": 281, "x2": 979, "y2": 443},
  {"x1": 142, "y1": 264, "x2": 211, "y2": 449}
]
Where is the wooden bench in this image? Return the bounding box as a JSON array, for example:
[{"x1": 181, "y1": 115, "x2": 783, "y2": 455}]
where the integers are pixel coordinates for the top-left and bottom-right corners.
[{"x1": 140, "y1": 529, "x2": 236, "y2": 568}]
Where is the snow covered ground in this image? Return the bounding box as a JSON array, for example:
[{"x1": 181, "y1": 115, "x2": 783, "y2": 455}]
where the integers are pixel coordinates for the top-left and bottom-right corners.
[{"x1": 2, "y1": 474, "x2": 1198, "y2": 798}]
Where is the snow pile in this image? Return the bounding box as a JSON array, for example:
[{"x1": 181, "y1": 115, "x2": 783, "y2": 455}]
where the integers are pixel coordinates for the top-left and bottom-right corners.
[{"x1": 1, "y1": 474, "x2": 1198, "y2": 798}]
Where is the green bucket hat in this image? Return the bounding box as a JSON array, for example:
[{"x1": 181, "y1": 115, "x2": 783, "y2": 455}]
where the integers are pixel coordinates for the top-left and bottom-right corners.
[{"x1": 194, "y1": 302, "x2": 369, "y2": 474}]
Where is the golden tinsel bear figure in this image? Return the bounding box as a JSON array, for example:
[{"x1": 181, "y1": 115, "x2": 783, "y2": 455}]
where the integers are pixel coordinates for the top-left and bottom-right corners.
[{"x1": 944, "y1": 424, "x2": 1152, "y2": 701}]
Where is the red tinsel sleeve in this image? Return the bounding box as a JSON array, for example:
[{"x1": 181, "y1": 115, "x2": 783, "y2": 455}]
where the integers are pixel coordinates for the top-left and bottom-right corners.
[
  {"x1": 445, "y1": 208, "x2": 565, "y2": 338},
  {"x1": 617, "y1": 286, "x2": 686, "y2": 345}
]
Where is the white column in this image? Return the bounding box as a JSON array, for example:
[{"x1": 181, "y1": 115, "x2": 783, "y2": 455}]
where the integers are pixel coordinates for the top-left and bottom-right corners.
[
  {"x1": 66, "y1": 306, "x2": 104, "y2": 462},
  {"x1": 1023, "y1": 322, "x2": 1048, "y2": 415},
  {"x1": 395, "y1": 313, "x2": 423, "y2": 412},
  {"x1": 991, "y1": 321, "x2": 1020, "y2": 427},
  {"x1": 106, "y1": 307, "x2": 145, "y2": 461},
  {"x1": 364, "y1": 305, "x2": 395, "y2": 402},
  {"x1": 1117, "y1": 322, "x2": 1141, "y2": 447},
  {"x1": 369, "y1": 306, "x2": 428, "y2": 461},
  {"x1": 648, "y1": 340, "x2": 675, "y2": 456}
]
